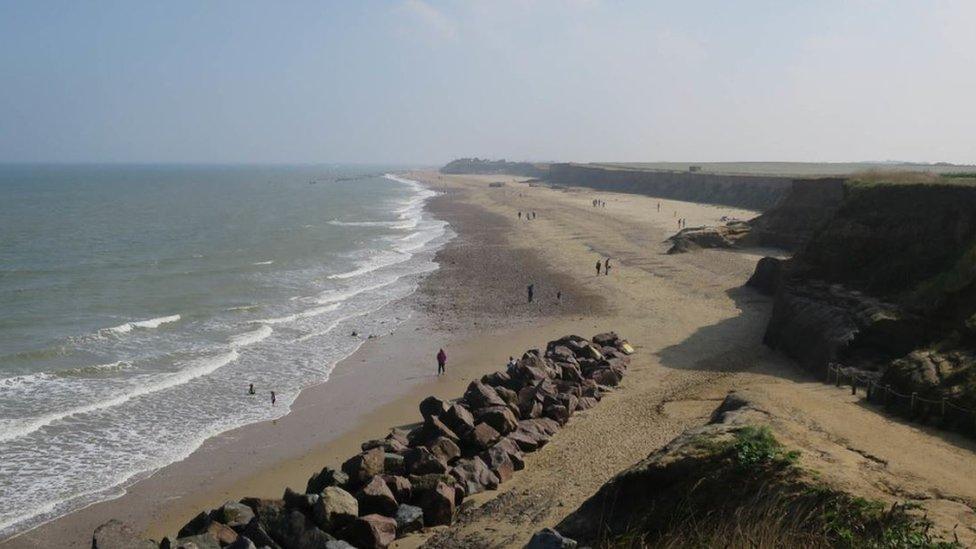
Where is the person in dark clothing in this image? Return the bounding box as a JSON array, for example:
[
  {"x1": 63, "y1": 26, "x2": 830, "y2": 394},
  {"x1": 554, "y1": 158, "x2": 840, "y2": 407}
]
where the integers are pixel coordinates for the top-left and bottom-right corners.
[
  {"x1": 595, "y1": 260, "x2": 601, "y2": 276},
  {"x1": 248, "y1": 383, "x2": 256, "y2": 395},
  {"x1": 556, "y1": 290, "x2": 562, "y2": 301},
  {"x1": 527, "y1": 283, "x2": 534, "y2": 303},
  {"x1": 437, "y1": 348, "x2": 447, "y2": 375},
  {"x1": 518, "y1": 211, "x2": 522, "y2": 220},
  {"x1": 271, "y1": 391, "x2": 276, "y2": 406},
  {"x1": 605, "y1": 257, "x2": 612, "y2": 275}
]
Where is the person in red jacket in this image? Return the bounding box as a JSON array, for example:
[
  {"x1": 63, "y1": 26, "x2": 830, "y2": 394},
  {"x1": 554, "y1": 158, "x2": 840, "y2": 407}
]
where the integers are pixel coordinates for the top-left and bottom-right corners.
[{"x1": 436, "y1": 348, "x2": 447, "y2": 375}]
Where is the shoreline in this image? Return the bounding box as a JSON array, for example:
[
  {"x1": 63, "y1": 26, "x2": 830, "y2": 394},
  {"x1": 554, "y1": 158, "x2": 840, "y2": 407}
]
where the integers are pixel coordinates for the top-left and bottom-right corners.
[{"x1": 1, "y1": 172, "x2": 606, "y2": 548}]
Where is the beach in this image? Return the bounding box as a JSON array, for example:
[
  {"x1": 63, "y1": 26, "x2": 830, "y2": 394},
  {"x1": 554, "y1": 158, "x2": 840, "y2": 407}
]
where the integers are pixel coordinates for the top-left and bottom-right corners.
[{"x1": 8, "y1": 171, "x2": 975, "y2": 548}]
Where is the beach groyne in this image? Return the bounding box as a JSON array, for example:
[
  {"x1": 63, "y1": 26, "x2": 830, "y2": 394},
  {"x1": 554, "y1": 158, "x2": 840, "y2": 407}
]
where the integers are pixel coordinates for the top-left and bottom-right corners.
[
  {"x1": 93, "y1": 332, "x2": 634, "y2": 549},
  {"x1": 546, "y1": 163, "x2": 794, "y2": 211},
  {"x1": 758, "y1": 180, "x2": 976, "y2": 420}
]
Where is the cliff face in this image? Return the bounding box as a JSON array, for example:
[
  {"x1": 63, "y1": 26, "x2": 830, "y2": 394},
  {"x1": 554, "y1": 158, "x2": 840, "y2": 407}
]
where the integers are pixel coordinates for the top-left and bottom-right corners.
[
  {"x1": 547, "y1": 163, "x2": 794, "y2": 211},
  {"x1": 440, "y1": 158, "x2": 548, "y2": 178},
  {"x1": 760, "y1": 181, "x2": 976, "y2": 407},
  {"x1": 747, "y1": 178, "x2": 846, "y2": 250}
]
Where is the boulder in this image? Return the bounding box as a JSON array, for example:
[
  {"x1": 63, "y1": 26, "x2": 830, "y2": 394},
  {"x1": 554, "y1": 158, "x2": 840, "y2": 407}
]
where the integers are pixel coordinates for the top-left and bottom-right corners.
[
  {"x1": 463, "y1": 381, "x2": 507, "y2": 410},
  {"x1": 361, "y1": 438, "x2": 407, "y2": 455},
  {"x1": 342, "y1": 514, "x2": 397, "y2": 549},
  {"x1": 177, "y1": 512, "x2": 212, "y2": 539},
  {"x1": 426, "y1": 436, "x2": 461, "y2": 464},
  {"x1": 576, "y1": 396, "x2": 597, "y2": 410},
  {"x1": 306, "y1": 466, "x2": 349, "y2": 495},
  {"x1": 546, "y1": 344, "x2": 577, "y2": 362},
  {"x1": 481, "y1": 444, "x2": 515, "y2": 483},
  {"x1": 544, "y1": 404, "x2": 570, "y2": 425},
  {"x1": 592, "y1": 332, "x2": 620, "y2": 347},
  {"x1": 462, "y1": 422, "x2": 501, "y2": 452},
  {"x1": 556, "y1": 362, "x2": 584, "y2": 382},
  {"x1": 416, "y1": 480, "x2": 455, "y2": 526},
  {"x1": 557, "y1": 393, "x2": 579, "y2": 414},
  {"x1": 172, "y1": 534, "x2": 221, "y2": 549},
  {"x1": 311, "y1": 486, "x2": 359, "y2": 532},
  {"x1": 481, "y1": 370, "x2": 512, "y2": 388},
  {"x1": 239, "y1": 519, "x2": 281, "y2": 549},
  {"x1": 245, "y1": 499, "x2": 334, "y2": 549},
  {"x1": 382, "y1": 474, "x2": 413, "y2": 503},
  {"x1": 404, "y1": 446, "x2": 448, "y2": 475},
  {"x1": 394, "y1": 504, "x2": 425, "y2": 535},
  {"x1": 386, "y1": 428, "x2": 410, "y2": 446},
  {"x1": 383, "y1": 452, "x2": 406, "y2": 476},
  {"x1": 450, "y1": 456, "x2": 500, "y2": 495},
  {"x1": 527, "y1": 528, "x2": 579, "y2": 549},
  {"x1": 283, "y1": 487, "x2": 318, "y2": 513},
  {"x1": 409, "y1": 415, "x2": 461, "y2": 447},
  {"x1": 495, "y1": 437, "x2": 526, "y2": 470},
  {"x1": 418, "y1": 395, "x2": 449, "y2": 421},
  {"x1": 225, "y1": 536, "x2": 258, "y2": 549},
  {"x1": 474, "y1": 405, "x2": 519, "y2": 434},
  {"x1": 588, "y1": 367, "x2": 620, "y2": 387},
  {"x1": 355, "y1": 475, "x2": 399, "y2": 517},
  {"x1": 493, "y1": 385, "x2": 520, "y2": 412},
  {"x1": 214, "y1": 501, "x2": 255, "y2": 529},
  {"x1": 203, "y1": 522, "x2": 239, "y2": 546},
  {"x1": 92, "y1": 520, "x2": 157, "y2": 549},
  {"x1": 441, "y1": 403, "x2": 476, "y2": 436},
  {"x1": 341, "y1": 447, "x2": 385, "y2": 486}
]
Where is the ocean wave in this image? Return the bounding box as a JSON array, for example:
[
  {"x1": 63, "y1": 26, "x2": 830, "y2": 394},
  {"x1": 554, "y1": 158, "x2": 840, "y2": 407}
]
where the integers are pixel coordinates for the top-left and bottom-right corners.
[
  {"x1": 53, "y1": 361, "x2": 131, "y2": 378},
  {"x1": 254, "y1": 303, "x2": 341, "y2": 325},
  {"x1": 104, "y1": 314, "x2": 181, "y2": 335},
  {"x1": 252, "y1": 260, "x2": 275, "y2": 266},
  {"x1": 327, "y1": 251, "x2": 410, "y2": 280},
  {"x1": 327, "y1": 219, "x2": 413, "y2": 229},
  {"x1": 0, "y1": 349, "x2": 239, "y2": 443},
  {"x1": 228, "y1": 325, "x2": 273, "y2": 347}
]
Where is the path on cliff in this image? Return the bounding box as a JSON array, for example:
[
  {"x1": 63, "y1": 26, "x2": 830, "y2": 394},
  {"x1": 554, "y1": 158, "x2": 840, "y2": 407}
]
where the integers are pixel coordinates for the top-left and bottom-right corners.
[{"x1": 405, "y1": 172, "x2": 976, "y2": 548}]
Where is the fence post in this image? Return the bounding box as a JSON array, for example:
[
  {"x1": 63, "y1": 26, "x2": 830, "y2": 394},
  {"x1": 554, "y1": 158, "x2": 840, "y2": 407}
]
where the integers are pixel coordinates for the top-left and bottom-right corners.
[{"x1": 851, "y1": 377, "x2": 857, "y2": 395}]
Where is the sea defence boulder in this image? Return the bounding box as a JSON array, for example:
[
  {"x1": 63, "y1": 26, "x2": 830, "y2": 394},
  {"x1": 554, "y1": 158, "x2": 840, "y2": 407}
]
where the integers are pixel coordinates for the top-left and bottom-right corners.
[{"x1": 92, "y1": 332, "x2": 635, "y2": 548}]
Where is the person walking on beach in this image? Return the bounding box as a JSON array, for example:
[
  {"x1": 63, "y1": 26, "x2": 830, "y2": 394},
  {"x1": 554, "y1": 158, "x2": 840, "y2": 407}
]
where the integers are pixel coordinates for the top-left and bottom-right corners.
[
  {"x1": 595, "y1": 260, "x2": 602, "y2": 276},
  {"x1": 556, "y1": 290, "x2": 562, "y2": 301},
  {"x1": 518, "y1": 211, "x2": 522, "y2": 220},
  {"x1": 605, "y1": 257, "x2": 612, "y2": 276},
  {"x1": 436, "y1": 348, "x2": 447, "y2": 375},
  {"x1": 527, "y1": 283, "x2": 534, "y2": 303},
  {"x1": 657, "y1": 202, "x2": 661, "y2": 212},
  {"x1": 248, "y1": 383, "x2": 255, "y2": 395},
  {"x1": 270, "y1": 391, "x2": 276, "y2": 406}
]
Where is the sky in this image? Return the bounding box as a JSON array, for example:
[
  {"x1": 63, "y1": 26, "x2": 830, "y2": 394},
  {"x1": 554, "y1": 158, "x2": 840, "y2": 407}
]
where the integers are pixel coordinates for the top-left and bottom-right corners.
[{"x1": 1, "y1": 0, "x2": 974, "y2": 165}]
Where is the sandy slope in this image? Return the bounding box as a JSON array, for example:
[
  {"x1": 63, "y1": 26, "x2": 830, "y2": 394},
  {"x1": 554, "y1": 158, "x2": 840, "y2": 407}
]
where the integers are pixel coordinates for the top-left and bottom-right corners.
[{"x1": 405, "y1": 172, "x2": 976, "y2": 548}]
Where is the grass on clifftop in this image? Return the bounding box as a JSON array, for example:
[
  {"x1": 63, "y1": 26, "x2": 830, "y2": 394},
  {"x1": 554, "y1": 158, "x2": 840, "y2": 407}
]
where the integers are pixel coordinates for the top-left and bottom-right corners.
[
  {"x1": 848, "y1": 169, "x2": 976, "y2": 188},
  {"x1": 608, "y1": 426, "x2": 960, "y2": 549}
]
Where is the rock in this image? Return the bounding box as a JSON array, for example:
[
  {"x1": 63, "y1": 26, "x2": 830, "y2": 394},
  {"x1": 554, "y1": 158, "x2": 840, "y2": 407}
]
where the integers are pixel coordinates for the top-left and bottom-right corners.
[
  {"x1": 311, "y1": 486, "x2": 359, "y2": 533},
  {"x1": 383, "y1": 452, "x2": 406, "y2": 476},
  {"x1": 214, "y1": 501, "x2": 255, "y2": 529},
  {"x1": 404, "y1": 446, "x2": 448, "y2": 475},
  {"x1": 394, "y1": 504, "x2": 425, "y2": 535},
  {"x1": 426, "y1": 436, "x2": 461, "y2": 464},
  {"x1": 576, "y1": 396, "x2": 597, "y2": 410},
  {"x1": 306, "y1": 466, "x2": 349, "y2": 495},
  {"x1": 225, "y1": 536, "x2": 258, "y2": 549},
  {"x1": 507, "y1": 429, "x2": 541, "y2": 452},
  {"x1": 92, "y1": 520, "x2": 157, "y2": 549},
  {"x1": 418, "y1": 395, "x2": 449, "y2": 421},
  {"x1": 239, "y1": 518, "x2": 281, "y2": 549},
  {"x1": 416, "y1": 480, "x2": 455, "y2": 526},
  {"x1": 386, "y1": 428, "x2": 410, "y2": 447},
  {"x1": 361, "y1": 438, "x2": 407, "y2": 455},
  {"x1": 556, "y1": 362, "x2": 584, "y2": 382},
  {"x1": 355, "y1": 475, "x2": 399, "y2": 517},
  {"x1": 342, "y1": 514, "x2": 397, "y2": 549},
  {"x1": 474, "y1": 405, "x2": 519, "y2": 434},
  {"x1": 591, "y1": 332, "x2": 620, "y2": 347},
  {"x1": 546, "y1": 344, "x2": 576, "y2": 362},
  {"x1": 557, "y1": 393, "x2": 579, "y2": 414},
  {"x1": 462, "y1": 422, "x2": 501, "y2": 452},
  {"x1": 204, "y1": 522, "x2": 239, "y2": 546},
  {"x1": 341, "y1": 447, "x2": 386, "y2": 486},
  {"x1": 242, "y1": 499, "x2": 334, "y2": 549},
  {"x1": 526, "y1": 528, "x2": 579, "y2": 548},
  {"x1": 177, "y1": 511, "x2": 212, "y2": 538},
  {"x1": 495, "y1": 437, "x2": 526, "y2": 470},
  {"x1": 481, "y1": 444, "x2": 515, "y2": 483},
  {"x1": 494, "y1": 384, "x2": 520, "y2": 409},
  {"x1": 283, "y1": 487, "x2": 318, "y2": 513},
  {"x1": 172, "y1": 533, "x2": 221, "y2": 549},
  {"x1": 382, "y1": 474, "x2": 413, "y2": 503},
  {"x1": 409, "y1": 415, "x2": 461, "y2": 447},
  {"x1": 463, "y1": 380, "x2": 507, "y2": 410},
  {"x1": 481, "y1": 370, "x2": 512, "y2": 388},
  {"x1": 544, "y1": 404, "x2": 570, "y2": 425},
  {"x1": 588, "y1": 367, "x2": 620, "y2": 387},
  {"x1": 441, "y1": 403, "x2": 476, "y2": 436},
  {"x1": 509, "y1": 361, "x2": 549, "y2": 386},
  {"x1": 450, "y1": 456, "x2": 500, "y2": 495}
]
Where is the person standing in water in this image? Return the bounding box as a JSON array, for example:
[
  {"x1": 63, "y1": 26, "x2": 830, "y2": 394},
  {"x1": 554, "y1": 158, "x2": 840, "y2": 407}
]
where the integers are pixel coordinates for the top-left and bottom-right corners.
[
  {"x1": 248, "y1": 383, "x2": 255, "y2": 395},
  {"x1": 270, "y1": 391, "x2": 276, "y2": 406},
  {"x1": 436, "y1": 348, "x2": 447, "y2": 375}
]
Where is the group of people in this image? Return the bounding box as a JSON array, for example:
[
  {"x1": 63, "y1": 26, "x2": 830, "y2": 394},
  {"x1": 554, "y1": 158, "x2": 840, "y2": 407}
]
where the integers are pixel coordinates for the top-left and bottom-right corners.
[
  {"x1": 518, "y1": 211, "x2": 537, "y2": 220},
  {"x1": 525, "y1": 283, "x2": 561, "y2": 303},
  {"x1": 248, "y1": 383, "x2": 276, "y2": 406},
  {"x1": 677, "y1": 218, "x2": 688, "y2": 229},
  {"x1": 596, "y1": 257, "x2": 612, "y2": 276},
  {"x1": 592, "y1": 199, "x2": 606, "y2": 208}
]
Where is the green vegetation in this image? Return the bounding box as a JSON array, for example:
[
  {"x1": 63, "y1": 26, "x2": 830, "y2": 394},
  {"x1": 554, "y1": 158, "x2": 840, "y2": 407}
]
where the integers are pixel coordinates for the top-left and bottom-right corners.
[
  {"x1": 606, "y1": 426, "x2": 959, "y2": 548},
  {"x1": 848, "y1": 169, "x2": 976, "y2": 188}
]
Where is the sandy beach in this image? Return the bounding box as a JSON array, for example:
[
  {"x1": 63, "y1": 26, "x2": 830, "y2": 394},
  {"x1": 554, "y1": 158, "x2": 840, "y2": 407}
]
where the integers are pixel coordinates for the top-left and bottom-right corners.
[{"x1": 7, "y1": 171, "x2": 975, "y2": 548}]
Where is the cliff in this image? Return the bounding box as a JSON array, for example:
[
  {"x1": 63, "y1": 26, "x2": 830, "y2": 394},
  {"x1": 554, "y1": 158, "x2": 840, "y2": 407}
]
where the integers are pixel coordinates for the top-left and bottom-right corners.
[
  {"x1": 547, "y1": 163, "x2": 795, "y2": 211},
  {"x1": 440, "y1": 158, "x2": 548, "y2": 178},
  {"x1": 760, "y1": 178, "x2": 976, "y2": 409}
]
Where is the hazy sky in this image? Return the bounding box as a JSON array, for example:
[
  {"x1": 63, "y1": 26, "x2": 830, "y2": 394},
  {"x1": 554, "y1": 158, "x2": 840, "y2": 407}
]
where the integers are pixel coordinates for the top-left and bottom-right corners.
[{"x1": 2, "y1": 1, "x2": 974, "y2": 164}]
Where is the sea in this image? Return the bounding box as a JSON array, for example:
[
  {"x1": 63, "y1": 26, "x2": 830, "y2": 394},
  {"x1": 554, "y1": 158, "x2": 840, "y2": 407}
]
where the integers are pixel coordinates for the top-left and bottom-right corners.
[{"x1": 0, "y1": 164, "x2": 451, "y2": 539}]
